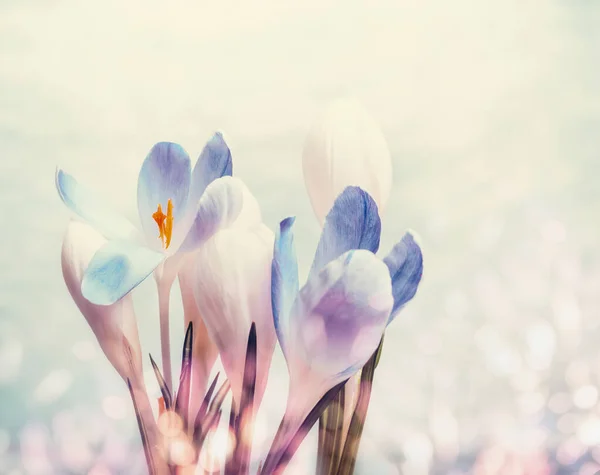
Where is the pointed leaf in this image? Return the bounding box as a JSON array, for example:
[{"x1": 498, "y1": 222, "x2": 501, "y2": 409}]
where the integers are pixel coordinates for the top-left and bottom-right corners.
[
  {"x1": 194, "y1": 372, "x2": 220, "y2": 430},
  {"x1": 197, "y1": 409, "x2": 223, "y2": 450},
  {"x1": 175, "y1": 322, "x2": 194, "y2": 429},
  {"x1": 226, "y1": 322, "x2": 257, "y2": 475},
  {"x1": 193, "y1": 379, "x2": 231, "y2": 447},
  {"x1": 150, "y1": 354, "x2": 173, "y2": 410}
]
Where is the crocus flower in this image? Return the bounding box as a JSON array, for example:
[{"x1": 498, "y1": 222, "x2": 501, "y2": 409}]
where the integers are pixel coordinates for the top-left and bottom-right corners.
[
  {"x1": 61, "y1": 220, "x2": 143, "y2": 382},
  {"x1": 304, "y1": 96, "x2": 421, "y2": 438},
  {"x1": 61, "y1": 220, "x2": 168, "y2": 473},
  {"x1": 55, "y1": 132, "x2": 233, "y2": 306},
  {"x1": 302, "y1": 98, "x2": 393, "y2": 225},
  {"x1": 191, "y1": 184, "x2": 276, "y2": 409},
  {"x1": 56, "y1": 133, "x2": 236, "y2": 390},
  {"x1": 271, "y1": 186, "x2": 423, "y2": 442}
]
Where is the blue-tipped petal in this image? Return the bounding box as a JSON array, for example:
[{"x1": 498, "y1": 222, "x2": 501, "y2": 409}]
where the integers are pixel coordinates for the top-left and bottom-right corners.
[
  {"x1": 137, "y1": 142, "x2": 192, "y2": 248},
  {"x1": 383, "y1": 232, "x2": 423, "y2": 322},
  {"x1": 178, "y1": 177, "x2": 260, "y2": 252},
  {"x1": 188, "y1": 132, "x2": 233, "y2": 210},
  {"x1": 271, "y1": 217, "x2": 299, "y2": 355},
  {"x1": 82, "y1": 240, "x2": 165, "y2": 305},
  {"x1": 56, "y1": 169, "x2": 138, "y2": 240},
  {"x1": 289, "y1": 249, "x2": 392, "y2": 381},
  {"x1": 309, "y1": 186, "x2": 381, "y2": 279}
]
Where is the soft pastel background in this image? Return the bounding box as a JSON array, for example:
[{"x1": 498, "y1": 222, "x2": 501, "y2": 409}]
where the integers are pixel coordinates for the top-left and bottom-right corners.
[{"x1": 2, "y1": 0, "x2": 600, "y2": 474}]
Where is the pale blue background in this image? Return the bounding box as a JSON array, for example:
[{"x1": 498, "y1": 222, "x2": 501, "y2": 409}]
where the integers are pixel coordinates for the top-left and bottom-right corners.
[{"x1": 2, "y1": 0, "x2": 600, "y2": 473}]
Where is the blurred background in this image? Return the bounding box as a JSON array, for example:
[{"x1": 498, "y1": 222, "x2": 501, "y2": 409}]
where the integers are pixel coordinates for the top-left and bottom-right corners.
[{"x1": 2, "y1": 0, "x2": 600, "y2": 473}]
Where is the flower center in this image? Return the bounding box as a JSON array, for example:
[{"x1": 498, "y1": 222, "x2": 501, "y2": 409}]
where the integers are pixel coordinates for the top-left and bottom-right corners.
[{"x1": 152, "y1": 199, "x2": 174, "y2": 249}]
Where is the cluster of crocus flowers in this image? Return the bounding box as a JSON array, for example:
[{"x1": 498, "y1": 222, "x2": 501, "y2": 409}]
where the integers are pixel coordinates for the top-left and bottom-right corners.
[{"x1": 57, "y1": 99, "x2": 423, "y2": 475}]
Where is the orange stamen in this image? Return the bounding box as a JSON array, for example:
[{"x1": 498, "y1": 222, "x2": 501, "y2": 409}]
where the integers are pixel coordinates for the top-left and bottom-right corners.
[
  {"x1": 152, "y1": 199, "x2": 174, "y2": 249},
  {"x1": 165, "y1": 199, "x2": 174, "y2": 249},
  {"x1": 152, "y1": 204, "x2": 166, "y2": 242}
]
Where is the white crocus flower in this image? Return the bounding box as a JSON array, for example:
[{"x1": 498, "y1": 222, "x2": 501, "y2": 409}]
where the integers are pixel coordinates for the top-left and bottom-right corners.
[{"x1": 302, "y1": 98, "x2": 393, "y2": 225}]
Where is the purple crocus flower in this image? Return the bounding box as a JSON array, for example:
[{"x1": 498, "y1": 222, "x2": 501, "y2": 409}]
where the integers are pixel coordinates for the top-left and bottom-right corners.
[{"x1": 270, "y1": 186, "x2": 423, "y2": 438}]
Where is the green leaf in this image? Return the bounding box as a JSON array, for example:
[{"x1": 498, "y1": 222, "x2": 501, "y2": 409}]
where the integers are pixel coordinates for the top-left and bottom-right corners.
[
  {"x1": 193, "y1": 371, "x2": 220, "y2": 429},
  {"x1": 226, "y1": 322, "x2": 257, "y2": 475},
  {"x1": 174, "y1": 322, "x2": 193, "y2": 430},
  {"x1": 196, "y1": 408, "x2": 222, "y2": 450},
  {"x1": 336, "y1": 337, "x2": 384, "y2": 475},
  {"x1": 193, "y1": 378, "x2": 231, "y2": 449},
  {"x1": 149, "y1": 353, "x2": 173, "y2": 410}
]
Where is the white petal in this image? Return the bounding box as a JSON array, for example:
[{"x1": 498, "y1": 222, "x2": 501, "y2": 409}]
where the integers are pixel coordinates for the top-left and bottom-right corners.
[
  {"x1": 178, "y1": 255, "x2": 218, "y2": 418},
  {"x1": 178, "y1": 176, "x2": 262, "y2": 252},
  {"x1": 193, "y1": 224, "x2": 275, "y2": 408},
  {"x1": 302, "y1": 98, "x2": 393, "y2": 224},
  {"x1": 56, "y1": 169, "x2": 139, "y2": 241},
  {"x1": 61, "y1": 220, "x2": 143, "y2": 382}
]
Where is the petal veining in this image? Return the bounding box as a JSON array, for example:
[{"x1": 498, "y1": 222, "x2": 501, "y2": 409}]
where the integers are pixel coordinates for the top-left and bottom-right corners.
[
  {"x1": 137, "y1": 142, "x2": 191, "y2": 249},
  {"x1": 309, "y1": 186, "x2": 381, "y2": 278},
  {"x1": 383, "y1": 232, "x2": 423, "y2": 322}
]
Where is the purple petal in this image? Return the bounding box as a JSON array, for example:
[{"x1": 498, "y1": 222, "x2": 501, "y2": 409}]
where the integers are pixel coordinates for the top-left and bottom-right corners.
[
  {"x1": 137, "y1": 142, "x2": 191, "y2": 248},
  {"x1": 383, "y1": 232, "x2": 423, "y2": 322},
  {"x1": 288, "y1": 250, "x2": 392, "y2": 383},
  {"x1": 271, "y1": 217, "x2": 299, "y2": 355},
  {"x1": 309, "y1": 186, "x2": 381, "y2": 279},
  {"x1": 188, "y1": 132, "x2": 233, "y2": 210}
]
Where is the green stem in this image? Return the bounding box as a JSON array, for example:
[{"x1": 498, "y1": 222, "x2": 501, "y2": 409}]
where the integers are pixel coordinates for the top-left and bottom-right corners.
[
  {"x1": 318, "y1": 388, "x2": 345, "y2": 474},
  {"x1": 317, "y1": 410, "x2": 328, "y2": 473},
  {"x1": 336, "y1": 337, "x2": 385, "y2": 475}
]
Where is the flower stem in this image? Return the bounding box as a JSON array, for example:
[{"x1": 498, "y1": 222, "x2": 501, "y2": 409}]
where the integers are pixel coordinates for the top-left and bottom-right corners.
[
  {"x1": 158, "y1": 281, "x2": 173, "y2": 393},
  {"x1": 336, "y1": 337, "x2": 385, "y2": 475},
  {"x1": 317, "y1": 410, "x2": 328, "y2": 471},
  {"x1": 261, "y1": 381, "x2": 347, "y2": 475},
  {"x1": 317, "y1": 388, "x2": 345, "y2": 474},
  {"x1": 127, "y1": 377, "x2": 170, "y2": 475}
]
